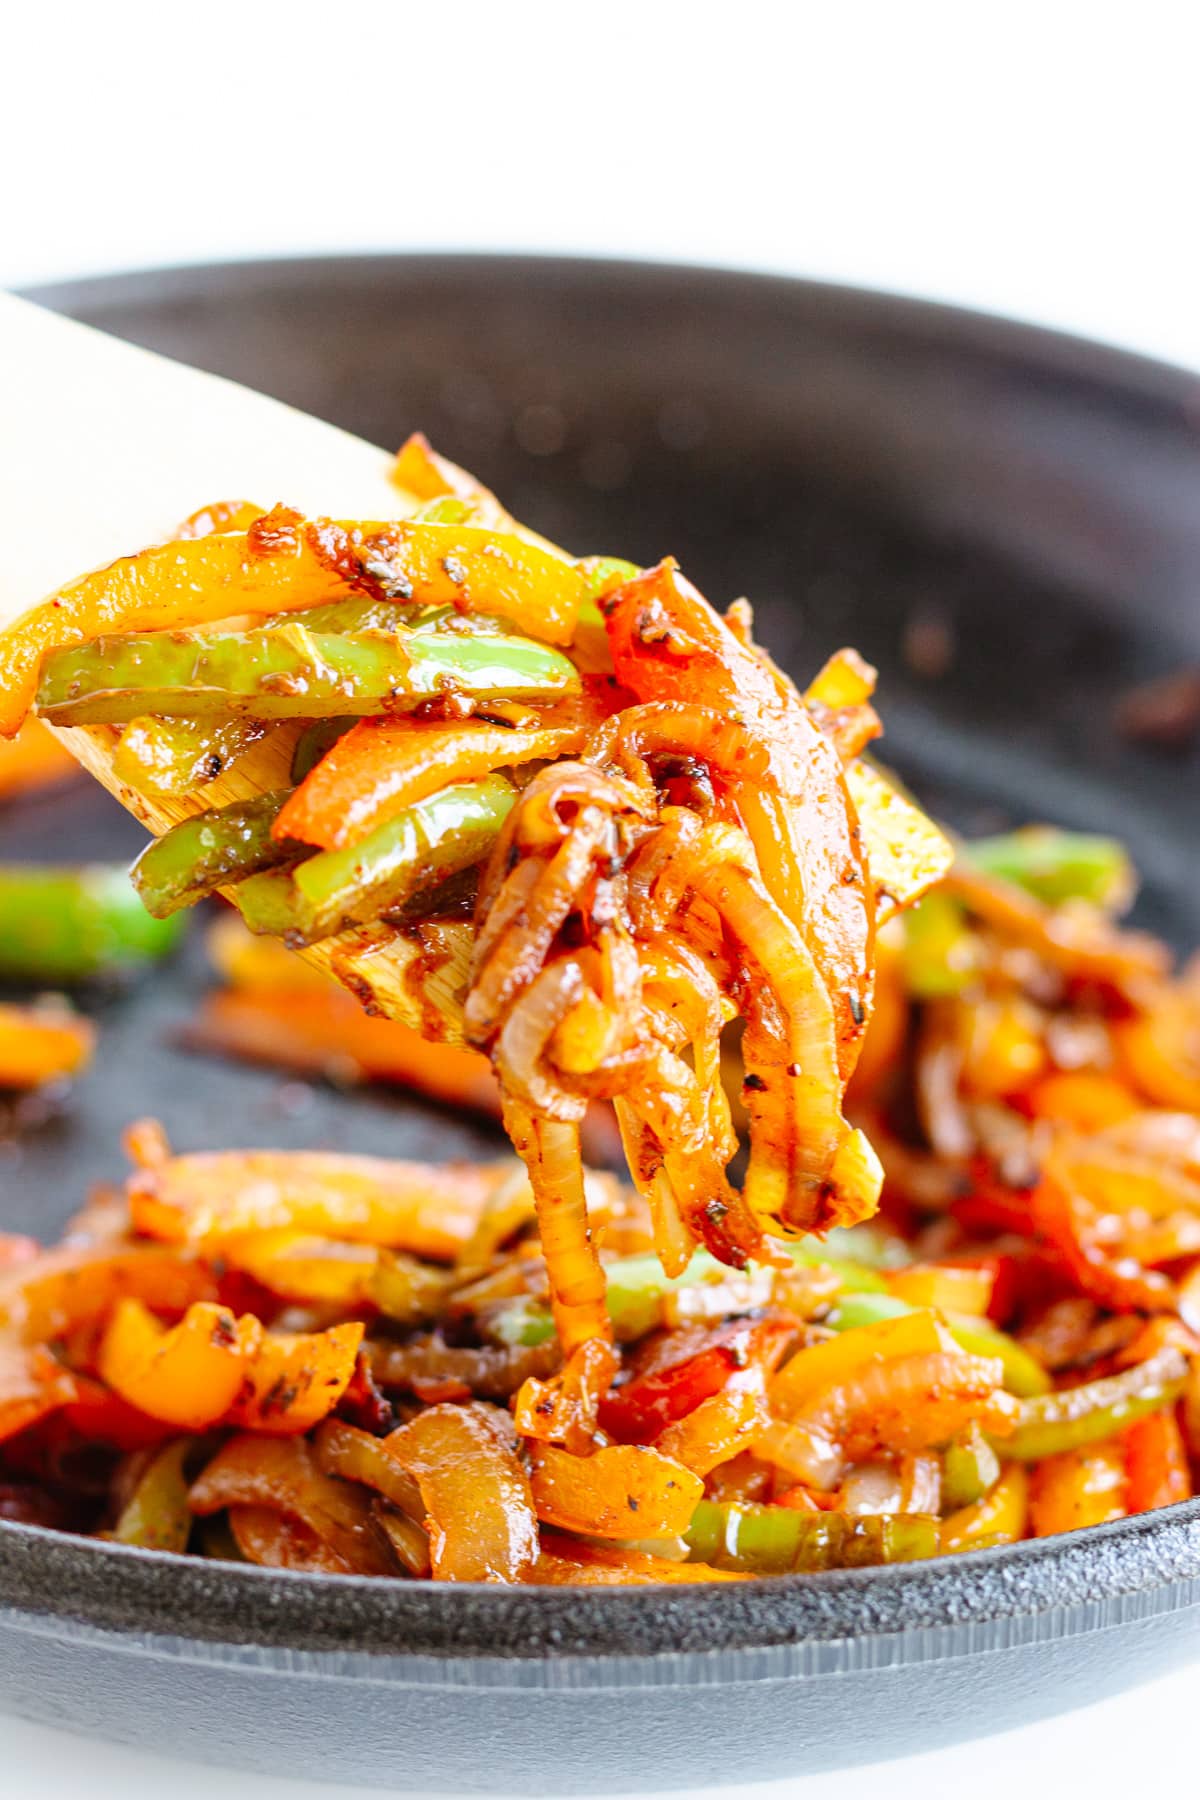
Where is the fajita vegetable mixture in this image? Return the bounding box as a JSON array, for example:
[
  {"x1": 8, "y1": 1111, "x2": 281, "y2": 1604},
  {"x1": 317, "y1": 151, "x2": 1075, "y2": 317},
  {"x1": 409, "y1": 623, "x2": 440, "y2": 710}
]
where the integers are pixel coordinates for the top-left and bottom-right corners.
[{"x1": 0, "y1": 437, "x2": 1196, "y2": 1583}]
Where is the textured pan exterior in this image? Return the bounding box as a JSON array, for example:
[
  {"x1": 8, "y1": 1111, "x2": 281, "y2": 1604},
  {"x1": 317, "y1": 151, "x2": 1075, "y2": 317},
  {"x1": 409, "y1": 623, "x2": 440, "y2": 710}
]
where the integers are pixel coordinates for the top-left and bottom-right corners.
[{"x1": 2, "y1": 255, "x2": 1199, "y2": 1789}]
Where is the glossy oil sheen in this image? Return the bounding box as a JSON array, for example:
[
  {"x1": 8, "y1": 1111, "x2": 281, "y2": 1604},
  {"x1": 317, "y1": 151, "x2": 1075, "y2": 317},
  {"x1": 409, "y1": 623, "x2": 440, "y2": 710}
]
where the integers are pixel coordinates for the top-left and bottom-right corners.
[{"x1": 1, "y1": 255, "x2": 1199, "y2": 1789}]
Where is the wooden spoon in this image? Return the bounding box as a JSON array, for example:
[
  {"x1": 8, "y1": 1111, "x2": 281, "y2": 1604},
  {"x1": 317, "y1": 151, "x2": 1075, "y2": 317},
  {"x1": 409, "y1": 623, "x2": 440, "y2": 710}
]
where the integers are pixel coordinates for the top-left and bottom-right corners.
[{"x1": 0, "y1": 292, "x2": 472, "y2": 1036}]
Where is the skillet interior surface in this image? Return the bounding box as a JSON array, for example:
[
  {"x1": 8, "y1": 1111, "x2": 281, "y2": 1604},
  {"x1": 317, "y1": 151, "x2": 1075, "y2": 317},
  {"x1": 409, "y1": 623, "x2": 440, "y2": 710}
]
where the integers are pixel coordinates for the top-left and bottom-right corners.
[{"x1": 0, "y1": 255, "x2": 1198, "y2": 1789}]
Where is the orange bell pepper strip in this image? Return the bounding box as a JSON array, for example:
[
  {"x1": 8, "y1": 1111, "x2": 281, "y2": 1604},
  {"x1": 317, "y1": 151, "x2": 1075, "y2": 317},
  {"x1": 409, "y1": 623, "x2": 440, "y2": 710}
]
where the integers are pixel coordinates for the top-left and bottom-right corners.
[
  {"x1": 0, "y1": 718, "x2": 79, "y2": 801},
  {"x1": 1029, "y1": 1441, "x2": 1128, "y2": 1537},
  {"x1": 188, "y1": 1433, "x2": 397, "y2": 1575},
  {"x1": 275, "y1": 689, "x2": 616, "y2": 853},
  {"x1": 1022, "y1": 1071, "x2": 1141, "y2": 1133},
  {"x1": 653, "y1": 1386, "x2": 765, "y2": 1477},
  {"x1": 187, "y1": 983, "x2": 503, "y2": 1116},
  {"x1": 526, "y1": 1534, "x2": 749, "y2": 1585},
  {"x1": 1122, "y1": 1410, "x2": 1191, "y2": 1514},
  {"x1": 126, "y1": 1148, "x2": 513, "y2": 1262},
  {"x1": 97, "y1": 1299, "x2": 259, "y2": 1430},
  {"x1": 0, "y1": 1341, "x2": 79, "y2": 1443},
  {"x1": 385, "y1": 1401, "x2": 540, "y2": 1582},
  {"x1": 940, "y1": 1464, "x2": 1029, "y2": 1553},
  {"x1": 1032, "y1": 1171, "x2": 1175, "y2": 1315},
  {"x1": 528, "y1": 1441, "x2": 703, "y2": 1540},
  {"x1": 228, "y1": 1320, "x2": 363, "y2": 1435},
  {"x1": 1116, "y1": 991, "x2": 1200, "y2": 1112},
  {"x1": 0, "y1": 1244, "x2": 216, "y2": 1345},
  {"x1": 0, "y1": 1003, "x2": 94, "y2": 1090}
]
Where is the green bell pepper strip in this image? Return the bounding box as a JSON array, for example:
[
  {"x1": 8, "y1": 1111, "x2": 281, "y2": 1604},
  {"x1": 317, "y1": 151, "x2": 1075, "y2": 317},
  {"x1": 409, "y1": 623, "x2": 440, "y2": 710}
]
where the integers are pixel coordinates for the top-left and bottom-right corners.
[
  {"x1": 412, "y1": 497, "x2": 475, "y2": 526},
  {"x1": 108, "y1": 1439, "x2": 194, "y2": 1553},
  {"x1": 235, "y1": 776, "x2": 516, "y2": 946},
  {"x1": 112, "y1": 714, "x2": 267, "y2": 797},
  {"x1": 825, "y1": 1291, "x2": 1051, "y2": 1398},
  {"x1": 902, "y1": 827, "x2": 1133, "y2": 995},
  {"x1": 130, "y1": 790, "x2": 306, "y2": 919},
  {"x1": 941, "y1": 1423, "x2": 1002, "y2": 1509},
  {"x1": 1000, "y1": 1348, "x2": 1188, "y2": 1462},
  {"x1": 0, "y1": 864, "x2": 185, "y2": 982},
  {"x1": 963, "y1": 827, "x2": 1133, "y2": 912},
  {"x1": 486, "y1": 1242, "x2": 888, "y2": 1350},
  {"x1": 576, "y1": 557, "x2": 640, "y2": 603},
  {"x1": 684, "y1": 1499, "x2": 940, "y2": 1573},
  {"x1": 35, "y1": 621, "x2": 580, "y2": 724},
  {"x1": 902, "y1": 889, "x2": 979, "y2": 999}
]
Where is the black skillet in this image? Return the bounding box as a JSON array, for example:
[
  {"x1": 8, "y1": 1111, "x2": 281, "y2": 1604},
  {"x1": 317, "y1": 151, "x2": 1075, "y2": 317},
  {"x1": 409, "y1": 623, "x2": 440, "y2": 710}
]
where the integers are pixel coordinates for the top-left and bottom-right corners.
[{"x1": 0, "y1": 256, "x2": 1197, "y2": 1792}]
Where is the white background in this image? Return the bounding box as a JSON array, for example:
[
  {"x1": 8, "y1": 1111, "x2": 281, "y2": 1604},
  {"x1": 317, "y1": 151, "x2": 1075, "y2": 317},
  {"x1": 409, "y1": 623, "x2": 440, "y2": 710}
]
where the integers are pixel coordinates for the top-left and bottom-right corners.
[{"x1": 2, "y1": 2, "x2": 1199, "y2": 1795}]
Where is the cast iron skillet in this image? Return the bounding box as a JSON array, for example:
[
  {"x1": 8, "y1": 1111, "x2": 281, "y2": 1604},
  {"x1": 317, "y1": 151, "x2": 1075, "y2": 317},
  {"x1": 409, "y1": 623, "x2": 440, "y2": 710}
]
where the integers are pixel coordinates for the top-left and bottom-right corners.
[{"x1": 0, "y1": 256, "x2": 1198, "y2": 1793}]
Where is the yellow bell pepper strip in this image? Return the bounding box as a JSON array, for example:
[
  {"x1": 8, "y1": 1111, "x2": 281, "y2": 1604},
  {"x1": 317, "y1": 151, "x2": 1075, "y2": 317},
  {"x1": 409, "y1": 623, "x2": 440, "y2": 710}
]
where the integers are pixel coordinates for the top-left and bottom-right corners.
[
  {"x1": 126, "y1": 1147, "x2": 513, "y2": 1262},
  {"x1": 108, "y1": 1439, "x2": 194, "y2": 1552},
  {"x1": 685, "y1": 1498, "x2": 940, "y2": 1572},
  {"x1": 0, "y1": 864, "x2": 185, "y2": 982},
  {"x1": 130, "y1": 791, "x2": 306, "y2": 919},
  {"x1": 187, "y1": 1432, "x2": 397, "y2": 1576},
  {"x1": 887, "y1": 1262, "x2": 996, "y2": 1317},
  {"x1": 0, "y1": 510, "x2": 588, "y2": 737},
  {"x1": 217, "y1": 1232, "x2": 452, "y2": 1324},
  {"x1": 940, "y1": 1463, "x2": 1029, "y2": 1553},
  {"x1": 236, "y1": 777, "x2": 516, "y2": 948},
  {"x1": 0, "y1": 1002, "x2": 94, "y2": 1089},
  {"x1": 824, "y1": 1291, "x2": 1051, "y2": 1398},
  {"x1": 1029, "y1": 1441, "x2": 1128, "y2": 1536},
  {"x1": 385, "y1": 1402, "x2": 540, "y2": 1582},
  {"x1": 227, "y1": 1320, "x2": 363, "y2": 1435},
  {"x1": 528, "y1": 1442, "x2": 703, "y2": 1541},
  {"x1": 941, "y1": 1422, "x2": 1002, "y2": 1509},
  {"x1": 113, "y1": 714, "x2": 268, "y2": 797},
  {"x1": 843, "y1": 761, "x2": 957, "y2": 926},
  {"x1": 98, "y1": 1299, "x2": 259, "y2": 1430},
  {"x1": 1003, "y1": 1348, "x2": 1189, "y2": 1462}
]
